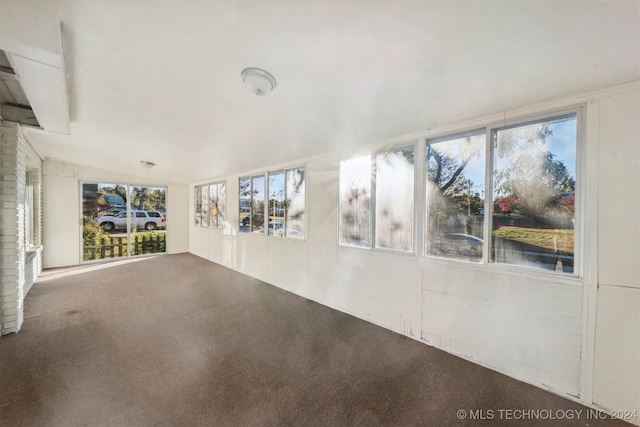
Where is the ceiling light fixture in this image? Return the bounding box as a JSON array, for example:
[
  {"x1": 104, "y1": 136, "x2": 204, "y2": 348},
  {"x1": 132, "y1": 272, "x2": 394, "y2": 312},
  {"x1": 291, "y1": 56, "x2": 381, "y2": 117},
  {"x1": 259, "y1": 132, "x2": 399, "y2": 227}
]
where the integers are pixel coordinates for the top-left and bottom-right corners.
[
  {"x1": 241, "y1": 67, "x2": 276, "y2": 96},
  {"x1": 140, "y1": 160, "x2": 156, "y2": 169}
]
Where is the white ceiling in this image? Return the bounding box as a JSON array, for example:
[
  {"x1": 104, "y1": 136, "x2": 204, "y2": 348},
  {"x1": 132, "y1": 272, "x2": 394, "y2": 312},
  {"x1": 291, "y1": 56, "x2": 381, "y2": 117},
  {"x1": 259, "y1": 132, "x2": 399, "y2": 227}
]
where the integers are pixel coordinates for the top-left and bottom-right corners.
[{"x1": 4, "y1": 0, "x2": 640, "y2": 184}]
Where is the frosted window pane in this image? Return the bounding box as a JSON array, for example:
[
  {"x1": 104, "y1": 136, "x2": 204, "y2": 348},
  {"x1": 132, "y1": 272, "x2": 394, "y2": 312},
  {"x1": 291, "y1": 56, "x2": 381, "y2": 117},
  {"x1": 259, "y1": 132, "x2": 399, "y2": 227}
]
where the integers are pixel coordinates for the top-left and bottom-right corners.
[
  {"x1": 286, "y1": 167, "x2": 305, "y2": 239},
  {"x1": 375, "y1": 147, "x2": 414, "y2": 252},
  {"x1": 339, "y1": 156, "x2": 371, "y2": 247}
]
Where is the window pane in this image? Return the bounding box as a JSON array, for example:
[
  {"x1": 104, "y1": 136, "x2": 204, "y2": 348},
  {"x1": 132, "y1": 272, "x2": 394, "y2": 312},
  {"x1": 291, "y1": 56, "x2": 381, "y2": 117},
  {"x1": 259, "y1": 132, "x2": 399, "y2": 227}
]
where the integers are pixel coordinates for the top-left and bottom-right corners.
[
  {"x1": 209, "y1": 183, "x2": 218, "y2": 228},
  {"x1": 286, "y1": 167, "x2": 305, "y2": 239},
  {"x1": 492, "y1": 113, "x2": 576, "y2": 273},
  {"x1": 129, "y1": 186, "x2": 167, "y2": 255},
  {"x1": 83, "y1": 183, "x2": 128, "y2": 261},
  {"x1": 201, "y1": 184, "x2": 209, "y2": 227},
  {"x1": 239, "y1": 177, "x2": 251, "y2": 233},
  {"x1": 195, "y1": 186, "x2": 202, "y2": 226},
  {"x1": 339, "y1": 156, "x2": 371, "y2": 247},
  {"x1": 375, "y1": 146, "x2": 414, "y2": 252},
  {"x1": 217, "y1": 182, "x2": 226, "y2": 228},
  {"x1": 251, "y1": 175, "x2": 265, "y2": 233},
  {"x1": 268, "y1": 171, "x2": 285, "y2": 236},
  {"x1": 426, "y1": 130, "x2": 485, "y2": 261}
]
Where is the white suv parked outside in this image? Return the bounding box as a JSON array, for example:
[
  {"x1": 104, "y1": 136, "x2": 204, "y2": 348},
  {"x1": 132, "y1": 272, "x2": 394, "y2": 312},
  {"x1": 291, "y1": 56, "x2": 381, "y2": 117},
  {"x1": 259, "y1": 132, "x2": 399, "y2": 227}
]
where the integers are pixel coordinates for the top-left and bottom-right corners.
[{"x1": 97, "y1": 210, "x2": 165, "y2": 232}]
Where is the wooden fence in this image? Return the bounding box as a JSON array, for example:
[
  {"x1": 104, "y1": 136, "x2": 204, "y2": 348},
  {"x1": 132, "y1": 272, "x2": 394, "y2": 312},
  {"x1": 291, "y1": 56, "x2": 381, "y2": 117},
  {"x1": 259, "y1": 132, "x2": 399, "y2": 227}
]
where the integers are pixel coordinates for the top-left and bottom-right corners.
[{"x1": 83, "y1": 234, "x2": 166, "y2": 260}]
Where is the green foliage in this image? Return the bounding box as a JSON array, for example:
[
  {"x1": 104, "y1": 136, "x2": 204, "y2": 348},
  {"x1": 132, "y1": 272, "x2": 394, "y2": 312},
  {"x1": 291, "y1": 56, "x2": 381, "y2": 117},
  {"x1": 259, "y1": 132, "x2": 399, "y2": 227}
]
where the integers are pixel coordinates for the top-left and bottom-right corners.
[{"x1": 83, "y1": 216, "x2": 106, "y2": 246}]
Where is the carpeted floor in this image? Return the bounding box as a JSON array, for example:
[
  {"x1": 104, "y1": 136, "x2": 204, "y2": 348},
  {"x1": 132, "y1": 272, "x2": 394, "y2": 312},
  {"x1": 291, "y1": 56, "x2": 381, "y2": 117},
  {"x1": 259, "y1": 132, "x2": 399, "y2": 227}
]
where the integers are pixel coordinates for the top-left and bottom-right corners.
[{"x1": 0, "y1": 253, "x2": 629, "y2": 426}]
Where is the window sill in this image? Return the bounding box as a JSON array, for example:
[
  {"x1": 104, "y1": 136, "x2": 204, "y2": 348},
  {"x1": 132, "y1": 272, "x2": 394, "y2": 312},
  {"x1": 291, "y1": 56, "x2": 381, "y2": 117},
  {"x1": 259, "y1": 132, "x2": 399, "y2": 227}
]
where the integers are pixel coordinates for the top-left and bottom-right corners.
[
  {"x1": 422, "y1": 254, "x2": 583, "y2": 287},
  {"x1": 26, "y1": 245, "x2": 43, "y2": 253}
]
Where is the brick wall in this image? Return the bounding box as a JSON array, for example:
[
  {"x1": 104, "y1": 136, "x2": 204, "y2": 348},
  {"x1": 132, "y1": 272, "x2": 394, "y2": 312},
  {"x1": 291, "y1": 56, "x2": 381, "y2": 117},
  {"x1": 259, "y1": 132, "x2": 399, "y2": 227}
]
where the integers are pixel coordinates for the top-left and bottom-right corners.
[{"x1": 0, "y1": 121, "x2": 43, "y2": 336}]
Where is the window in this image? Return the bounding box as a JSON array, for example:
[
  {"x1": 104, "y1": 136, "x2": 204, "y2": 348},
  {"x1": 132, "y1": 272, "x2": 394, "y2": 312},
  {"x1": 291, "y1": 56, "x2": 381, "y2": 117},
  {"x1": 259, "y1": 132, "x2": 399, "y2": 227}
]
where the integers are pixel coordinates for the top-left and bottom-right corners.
[
  {"x1": 239, "y1": 175, "x2": 266, "y2": 233},
  {"x1": 201, "y1": 184, "x2": 209, "y2": 227},
  {"x1": 209, "y1": 181, "x2": 226, "y2": 229},
  {"x1": 491, "y1": 113, "x2": 577, "y2": 273},
  {"x1": 242, "y1": 167, "x2": 306, "y2": 237},
  {"x1": 375, "y1": 146, "x2": 414, "y2": 252},
  {"x1": 339, "y1": 156, "x2": 371, "y2": 247},
  {"x1": 425, "y1": 110, "x2": 579, "y2": 275},
  {"x1": 25, "y1": 170, "x2": 35, "y2": 247},
  {"x1": 195, "y1": 182, "x2": 226, "y2": 228},
  {"x1": 285, "y1": 167, "x2": 305, "y2": 239},
  {"x1": 268, "y1": 171, "x2": 285, "y2": 236},
  {"x1": 194, "y1": 186, "x2": 202, "y2": 226},
  {"x1": 82, "y1": 182, "x2": 167, "y2": 261},
  {"x1": 267, "y1": 167, "x2": 306, "y2": 238},
  {"x1": 339, "y1": 146, "x2": 415, "y2": 252},
  {"x1": 426, "y1": 130, "x2": 486, "y2": 261}
]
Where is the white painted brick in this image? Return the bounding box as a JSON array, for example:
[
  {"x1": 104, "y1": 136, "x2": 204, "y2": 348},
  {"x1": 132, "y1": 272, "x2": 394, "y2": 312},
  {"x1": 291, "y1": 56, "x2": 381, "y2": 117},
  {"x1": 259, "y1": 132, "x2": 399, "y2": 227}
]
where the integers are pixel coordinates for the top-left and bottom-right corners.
[
  {"x1": 2, "y1": 308, "x2": 18, "y2": 317},
  {"x1": 2, "y1": 320, "x2": 18, "y2": 330}
]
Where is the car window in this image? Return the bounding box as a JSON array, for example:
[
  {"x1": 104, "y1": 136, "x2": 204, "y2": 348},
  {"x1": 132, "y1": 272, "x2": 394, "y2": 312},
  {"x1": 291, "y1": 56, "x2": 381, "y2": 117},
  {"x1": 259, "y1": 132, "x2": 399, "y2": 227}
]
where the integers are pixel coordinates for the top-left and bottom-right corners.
[{"x1": 136, "y1": 212, "x2": 146, "y2": 217}]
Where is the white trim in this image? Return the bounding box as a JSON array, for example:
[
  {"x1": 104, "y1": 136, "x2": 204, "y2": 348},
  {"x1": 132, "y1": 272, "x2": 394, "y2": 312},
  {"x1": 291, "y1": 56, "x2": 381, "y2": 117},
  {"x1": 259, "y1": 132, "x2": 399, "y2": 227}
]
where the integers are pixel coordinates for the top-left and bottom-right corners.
[{"x1": 580, "y1": 98, "x2": 600, "y2": 405}]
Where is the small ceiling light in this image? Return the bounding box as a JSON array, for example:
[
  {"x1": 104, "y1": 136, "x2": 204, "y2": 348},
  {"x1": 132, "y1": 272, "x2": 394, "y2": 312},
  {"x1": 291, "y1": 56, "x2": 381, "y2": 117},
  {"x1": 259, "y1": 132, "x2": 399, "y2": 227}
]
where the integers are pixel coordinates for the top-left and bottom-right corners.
[
  {"x1": 140, "y1": 160, "x2": 156, "y2": 169},
  {"x1": 241, "y1": 67, "x2": 276, "y2": 96}
]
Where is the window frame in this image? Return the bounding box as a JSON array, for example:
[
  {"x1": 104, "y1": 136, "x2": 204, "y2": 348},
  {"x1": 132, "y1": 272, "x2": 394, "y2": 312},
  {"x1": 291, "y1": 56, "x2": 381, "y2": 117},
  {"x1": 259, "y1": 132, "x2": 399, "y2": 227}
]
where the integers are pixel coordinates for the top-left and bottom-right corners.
[{"x1": 423, "y1": 105, "x2": 584, "y2": 279}]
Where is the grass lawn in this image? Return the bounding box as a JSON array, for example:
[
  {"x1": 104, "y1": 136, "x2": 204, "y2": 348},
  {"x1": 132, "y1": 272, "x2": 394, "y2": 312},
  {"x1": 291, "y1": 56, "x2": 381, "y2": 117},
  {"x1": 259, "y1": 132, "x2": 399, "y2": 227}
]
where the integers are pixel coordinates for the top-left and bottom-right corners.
[{"x1": 492, "y1": 226, "x2": 574, "y2": 253}]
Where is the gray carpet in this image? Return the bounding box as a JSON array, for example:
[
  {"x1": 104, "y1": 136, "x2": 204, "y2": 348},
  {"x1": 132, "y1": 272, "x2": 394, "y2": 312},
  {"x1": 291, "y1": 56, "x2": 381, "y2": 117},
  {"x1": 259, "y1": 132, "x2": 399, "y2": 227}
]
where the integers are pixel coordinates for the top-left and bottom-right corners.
[{"x1": 0, "y1": 253, "x2": 629, "y2": 426}]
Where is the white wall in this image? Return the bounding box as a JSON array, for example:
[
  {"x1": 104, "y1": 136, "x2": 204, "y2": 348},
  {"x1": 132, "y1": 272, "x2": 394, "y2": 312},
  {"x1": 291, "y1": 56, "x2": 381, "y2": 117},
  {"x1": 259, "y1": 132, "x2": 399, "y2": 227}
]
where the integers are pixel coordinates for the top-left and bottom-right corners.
[
  {"x1": 42, "y1": 160, "x2": 189, "y2": 268},
  {"x1": 591, "y1": 88, "x2": 640, "y2": 415},
  {"x1": 189, "y1": 82, "x2": 639, "y2": 421}
]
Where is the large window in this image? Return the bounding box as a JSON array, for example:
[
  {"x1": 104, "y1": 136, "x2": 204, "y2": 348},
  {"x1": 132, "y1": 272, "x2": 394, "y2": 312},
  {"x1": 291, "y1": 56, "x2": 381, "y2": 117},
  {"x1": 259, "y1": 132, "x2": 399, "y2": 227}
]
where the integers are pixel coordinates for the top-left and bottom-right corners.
[
  {"x1": 339, "y1": 145, "x2": 415, "y2": 252},
  {"x1": 425, "y1": 111, "x2": 578, "y2": 274},
  {"x1": 82, "y1": 183, "x2": 167, "y2": 261}
]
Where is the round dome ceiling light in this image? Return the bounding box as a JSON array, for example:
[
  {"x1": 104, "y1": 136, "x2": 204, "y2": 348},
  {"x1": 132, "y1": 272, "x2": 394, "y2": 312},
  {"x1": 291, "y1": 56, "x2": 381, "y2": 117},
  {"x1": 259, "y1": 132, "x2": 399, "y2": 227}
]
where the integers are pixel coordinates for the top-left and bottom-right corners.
[{"x1": 241, "y1": 67, "x2": 276, "y2": 96}]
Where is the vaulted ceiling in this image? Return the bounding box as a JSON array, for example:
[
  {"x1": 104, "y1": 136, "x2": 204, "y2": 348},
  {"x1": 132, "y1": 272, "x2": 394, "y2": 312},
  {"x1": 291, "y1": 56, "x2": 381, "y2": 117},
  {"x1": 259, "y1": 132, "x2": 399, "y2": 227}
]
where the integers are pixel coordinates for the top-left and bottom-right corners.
[{"x1": 3, "y1": 0, "x2": 639, "y2": 183}]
